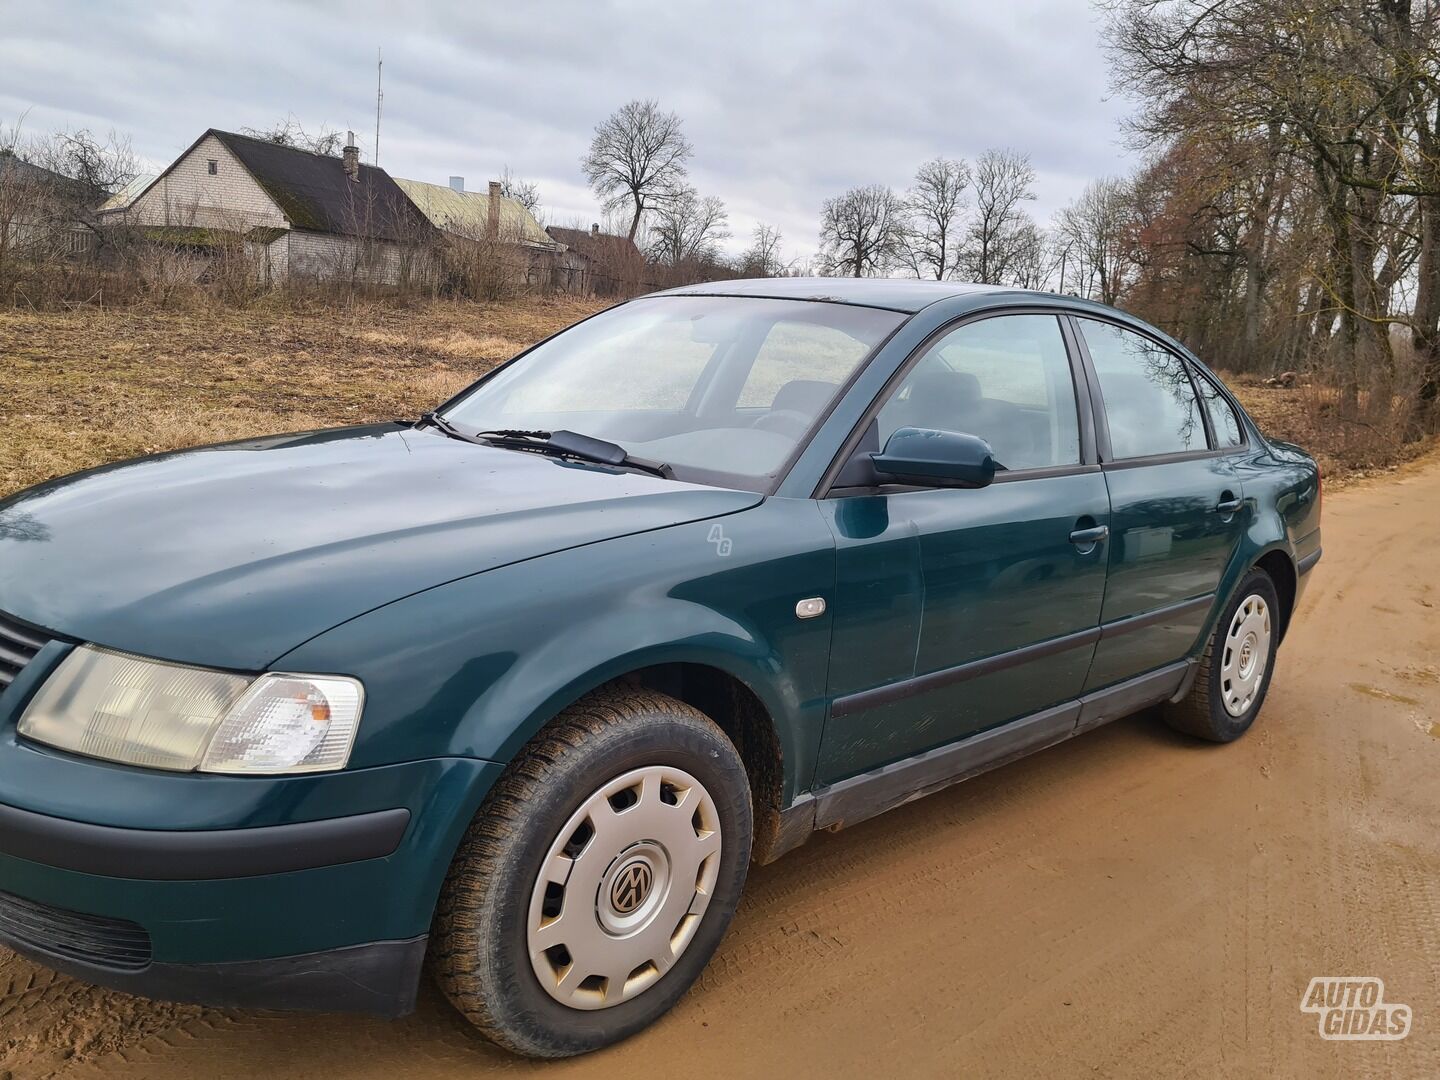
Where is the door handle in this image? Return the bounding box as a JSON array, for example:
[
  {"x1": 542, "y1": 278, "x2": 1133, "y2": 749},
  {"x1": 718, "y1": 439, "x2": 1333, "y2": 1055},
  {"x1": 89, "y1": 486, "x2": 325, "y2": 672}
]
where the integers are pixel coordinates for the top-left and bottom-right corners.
[
  {"x1": 1069, "y1": 524, "x2": 1109, "y2": 546},
  {"x1": 1215, "y1": 497, "x2": 1243, "y2": 514}
]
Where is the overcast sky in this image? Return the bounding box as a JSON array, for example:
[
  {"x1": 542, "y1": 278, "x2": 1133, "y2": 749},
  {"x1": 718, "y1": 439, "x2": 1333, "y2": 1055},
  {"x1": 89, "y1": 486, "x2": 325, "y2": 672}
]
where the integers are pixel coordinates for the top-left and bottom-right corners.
[{"x1": 1, "y1": 0, "x2": 1137, "y2": 260}]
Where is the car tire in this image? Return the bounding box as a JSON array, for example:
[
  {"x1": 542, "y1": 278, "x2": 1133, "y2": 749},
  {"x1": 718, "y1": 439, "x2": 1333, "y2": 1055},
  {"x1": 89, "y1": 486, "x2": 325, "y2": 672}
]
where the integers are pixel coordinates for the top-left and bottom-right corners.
[
  {"x1": 1163, "y1": 568, "x2": 1281, "y2": 743},
  {"x1": 431, "y1": 686, "x2": 752, "y2": 1059}
]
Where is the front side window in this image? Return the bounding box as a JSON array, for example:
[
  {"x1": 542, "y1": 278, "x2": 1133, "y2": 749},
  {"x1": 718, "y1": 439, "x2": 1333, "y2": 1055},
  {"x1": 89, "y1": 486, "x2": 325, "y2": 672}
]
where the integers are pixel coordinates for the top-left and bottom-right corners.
[
  {"x1": 443, "y1": 296, "x2": 902, "y2": 491},
  {"x1": 875, "y1": 314, "x2": 1081, "y2": 472},
  {"x1": 1078, "y1": 319, "x2": 1205, "y2": 459}
]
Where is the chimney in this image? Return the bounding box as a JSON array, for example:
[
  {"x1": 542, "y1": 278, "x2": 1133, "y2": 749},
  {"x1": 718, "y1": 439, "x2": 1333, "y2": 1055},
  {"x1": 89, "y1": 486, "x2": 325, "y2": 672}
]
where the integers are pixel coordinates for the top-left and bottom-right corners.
[
  {"x1": 448, "y1": 176, "x2": 464, "y2": 193},
  {"x1": 591, "y1": 223, "x2": 600, "y2": 237},
  {"x1": 487, "y1": 180, "x2": 501, "y2": 240},
  {"x1": 342, "y1": 131, "x2": 360, "y2": 182}
]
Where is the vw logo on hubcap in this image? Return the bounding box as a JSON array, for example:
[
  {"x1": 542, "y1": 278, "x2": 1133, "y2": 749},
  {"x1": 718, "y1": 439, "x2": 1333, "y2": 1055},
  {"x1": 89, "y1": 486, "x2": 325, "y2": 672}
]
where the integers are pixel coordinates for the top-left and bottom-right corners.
[{"x1": 610, "y1": 859, "x2": 653, "y2": 915}]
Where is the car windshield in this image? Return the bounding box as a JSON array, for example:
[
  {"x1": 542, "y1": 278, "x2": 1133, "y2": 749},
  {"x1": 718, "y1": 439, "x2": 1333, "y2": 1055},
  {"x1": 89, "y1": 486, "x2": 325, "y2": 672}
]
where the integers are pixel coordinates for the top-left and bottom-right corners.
[{"x1": 441, "y1": 295, "x2": 904, "y2": 491}]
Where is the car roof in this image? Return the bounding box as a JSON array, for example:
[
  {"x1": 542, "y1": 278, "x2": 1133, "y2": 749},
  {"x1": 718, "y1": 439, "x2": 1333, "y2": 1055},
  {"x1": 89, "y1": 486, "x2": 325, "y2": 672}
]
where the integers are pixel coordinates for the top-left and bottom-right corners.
[
  {"x1": 647, "y1": 277, "x2": 1207, "y2": 371},
  {"x1": 653, "y1": 276, "x2": 1030, "y2": 313}
]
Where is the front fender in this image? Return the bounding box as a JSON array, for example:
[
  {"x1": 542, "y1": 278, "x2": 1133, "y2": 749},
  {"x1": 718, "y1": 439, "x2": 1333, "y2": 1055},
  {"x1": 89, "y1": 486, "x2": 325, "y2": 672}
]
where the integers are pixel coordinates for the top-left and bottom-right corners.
[
  {"x1": 466, "y1": 611, "x2": 803, "y2": 785},
  {"x1": 277, "y1": 498, "x2": 837, "y2": 805}
]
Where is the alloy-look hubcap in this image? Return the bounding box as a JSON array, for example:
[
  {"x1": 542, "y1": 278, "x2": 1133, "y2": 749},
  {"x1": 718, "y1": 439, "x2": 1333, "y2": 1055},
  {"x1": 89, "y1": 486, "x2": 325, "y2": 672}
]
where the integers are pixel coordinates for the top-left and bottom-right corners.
[
  {"x1": 1221, "y1": 593, "x2": 1271, "y2": 717},
  {"x1": 526, "y1": 765, "x2": 722, "y2": 1010}
]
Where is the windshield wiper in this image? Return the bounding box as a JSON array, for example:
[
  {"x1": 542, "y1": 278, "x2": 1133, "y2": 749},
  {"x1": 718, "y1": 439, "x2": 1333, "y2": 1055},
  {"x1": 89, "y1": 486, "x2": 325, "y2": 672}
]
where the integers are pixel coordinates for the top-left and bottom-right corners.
[
  {"x1": 416, "y1": 411, "x2": 489, "y2": 445},
  {"x1": 418, "y1": 414, "x2": 672, "y2": 478},
  {"x1": 474, "y1": 428, "x2": 674, "y2": 479}
]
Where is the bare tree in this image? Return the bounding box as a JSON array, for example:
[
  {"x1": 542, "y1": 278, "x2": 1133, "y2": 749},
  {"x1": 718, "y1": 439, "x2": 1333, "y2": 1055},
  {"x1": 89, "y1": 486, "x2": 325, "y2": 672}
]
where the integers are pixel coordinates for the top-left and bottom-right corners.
[
  {"x1": 241, "y1": 116, "x2": 343, "y2": 156},
  {"x1": 1101, "y1": 0, "x2": 1440, "y2": 426},
  {"x1": 906, "y1": 156, "x2": 970, "y2": 279},
  {"x1": 966, "y1": 148, "x2": 1037, "y2": 284},
  {"x1": 0, "y1": 120, "x2": 48, "y2": 289},
  {"x1": 741, "y1": 222, "x2": 785, "y2": 276},
  {"x1": 49, "y1": 129, "x2": 138, "y2": 197},
  {"x1": 1, "y1": 118, "x2": 138, "y2": 297},
  {"x1": 500, "y1": 165, "x2": 542, "y2": 219},
  {"x1": 819, "y1": 184, "x2": 907, "y2": 277},
  {"x1": 582, "y1": 99, "x2": 693, "y2": 242},
  {"x1": 1008, "y1": 220, "x2": 1061, "y2": 292},
  {"x1": 647, "y1": 186, "x2": 729, "y2": 266},
  {"x1": 1056, "y1": 176, "x2": 1136, "y2": 305}
]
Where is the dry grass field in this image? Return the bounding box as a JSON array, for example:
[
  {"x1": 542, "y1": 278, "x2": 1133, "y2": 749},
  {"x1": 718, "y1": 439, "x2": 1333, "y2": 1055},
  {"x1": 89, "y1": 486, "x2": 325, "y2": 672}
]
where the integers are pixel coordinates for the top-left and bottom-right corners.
[
  {"x1": 0, "y1": 296, "x2": 607, "y2": 499},
  {"x1": 0, "y1": 297, "x2": 1431, "y2": 500}
]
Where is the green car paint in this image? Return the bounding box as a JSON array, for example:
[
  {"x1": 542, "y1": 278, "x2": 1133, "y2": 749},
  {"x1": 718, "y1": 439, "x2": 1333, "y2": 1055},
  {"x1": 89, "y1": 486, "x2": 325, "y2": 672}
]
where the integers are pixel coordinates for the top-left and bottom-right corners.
[
  {"x1": 818, "y1": 470, "x2": 1112, "y2": 782},
  {"x1": 0, "y1": 278, "x2": 1319, "y2": 1016}
]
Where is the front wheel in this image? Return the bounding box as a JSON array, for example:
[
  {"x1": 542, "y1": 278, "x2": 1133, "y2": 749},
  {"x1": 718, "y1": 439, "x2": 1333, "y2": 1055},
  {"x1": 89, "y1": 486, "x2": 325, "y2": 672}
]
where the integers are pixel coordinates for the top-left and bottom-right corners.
[
  {"x1": 431, "y1": 688, "x2": 752, "y2": 1058},
  {"x1": 1164, "y1": 568, "x2": 1280, "y2": 742}
]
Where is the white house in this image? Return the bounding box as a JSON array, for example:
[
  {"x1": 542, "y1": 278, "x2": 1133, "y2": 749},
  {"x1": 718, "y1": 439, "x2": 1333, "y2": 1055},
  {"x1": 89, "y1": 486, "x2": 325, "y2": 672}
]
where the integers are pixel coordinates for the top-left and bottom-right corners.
[{"x1": 104, "y1": 129, "x2": 435, "y2": 285}]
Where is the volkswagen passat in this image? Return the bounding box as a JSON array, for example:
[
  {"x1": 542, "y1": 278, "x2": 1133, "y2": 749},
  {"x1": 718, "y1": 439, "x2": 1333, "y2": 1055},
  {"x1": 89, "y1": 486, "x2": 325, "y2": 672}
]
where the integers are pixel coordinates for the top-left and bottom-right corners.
[{"x1": 0, "y1": 279, "x2": 1321, "y2": 1056}]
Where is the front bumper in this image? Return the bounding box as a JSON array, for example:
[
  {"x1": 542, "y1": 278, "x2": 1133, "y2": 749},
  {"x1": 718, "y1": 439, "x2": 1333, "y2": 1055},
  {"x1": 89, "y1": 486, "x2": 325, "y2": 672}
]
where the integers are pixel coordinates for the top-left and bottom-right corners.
[
  {"x1": 0, "y1": 885, "x2": 428, "y2": 1015},
  {"x1": 0, "y1": 798, "x2": 427, "y2": 1012},
  {"x1": 0, "y1": 743, "x2": 499, "y2": 1015},
  {"x1": 0, "y1": 647, "x2": 502, "y2": 1015},
  {"x1": 0, "y1": 799, "x2": 412, "y2": 880},
  {"x1": 0, "y1": 609, "x2": 516, "y2": 1019}
]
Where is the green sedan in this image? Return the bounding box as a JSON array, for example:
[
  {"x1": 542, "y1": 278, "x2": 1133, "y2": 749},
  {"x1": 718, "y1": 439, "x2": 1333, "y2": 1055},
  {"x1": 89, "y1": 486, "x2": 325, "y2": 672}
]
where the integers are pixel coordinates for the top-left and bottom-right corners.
[{"x1": 0, "y1": 279, "x2": 1321, "y2": 1057}]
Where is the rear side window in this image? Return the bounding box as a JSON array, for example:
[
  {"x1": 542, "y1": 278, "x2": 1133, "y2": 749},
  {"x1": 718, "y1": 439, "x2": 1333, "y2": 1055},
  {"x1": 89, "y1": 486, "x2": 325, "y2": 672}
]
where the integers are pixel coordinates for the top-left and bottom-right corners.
[
  {"x1": 1195, "y1": 372, "x2": 1244, "y2": 447},
  {"x1": 1078, "y1": 319, "x2": 1205, "y2": 459},
  {"x1": 875, "y1": 314, "x2": 1080, "y2": 471}
]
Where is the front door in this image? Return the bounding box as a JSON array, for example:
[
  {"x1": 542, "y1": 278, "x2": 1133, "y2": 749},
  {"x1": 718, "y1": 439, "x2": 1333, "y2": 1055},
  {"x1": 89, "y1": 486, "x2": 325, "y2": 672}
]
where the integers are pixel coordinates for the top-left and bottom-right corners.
[
  {"x1": 817, "y1": 313, "x2": 1109, "y2": 784},
  {"x1": 1072, "y1": 317, "x2": 1250, "y2": 689}
]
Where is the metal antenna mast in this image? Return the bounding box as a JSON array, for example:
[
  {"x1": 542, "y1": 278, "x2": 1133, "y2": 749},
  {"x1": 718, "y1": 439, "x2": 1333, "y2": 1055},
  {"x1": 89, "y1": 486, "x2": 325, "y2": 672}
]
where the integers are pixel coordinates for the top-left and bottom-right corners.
[{"x1": 374, "y1": 48, "x2": 383, "y2": 165}]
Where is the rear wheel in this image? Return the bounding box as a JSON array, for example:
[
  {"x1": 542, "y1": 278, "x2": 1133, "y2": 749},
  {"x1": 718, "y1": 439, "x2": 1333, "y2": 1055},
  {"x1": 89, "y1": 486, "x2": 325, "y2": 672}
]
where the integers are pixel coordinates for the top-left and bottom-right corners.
[
  {"x1": 431, "y1": 688, "x2": 752, "y2": 1058},
  {"x1": 1164, "y1": 568, "x2": 1280, "y2": 742}
]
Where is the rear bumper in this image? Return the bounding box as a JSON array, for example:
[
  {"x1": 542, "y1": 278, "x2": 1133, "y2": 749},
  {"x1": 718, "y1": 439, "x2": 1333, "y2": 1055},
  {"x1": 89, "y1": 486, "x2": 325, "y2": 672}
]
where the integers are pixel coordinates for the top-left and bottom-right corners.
[{"x1": 1295, "y1": 544, "x2": 1321, "y2": 608}]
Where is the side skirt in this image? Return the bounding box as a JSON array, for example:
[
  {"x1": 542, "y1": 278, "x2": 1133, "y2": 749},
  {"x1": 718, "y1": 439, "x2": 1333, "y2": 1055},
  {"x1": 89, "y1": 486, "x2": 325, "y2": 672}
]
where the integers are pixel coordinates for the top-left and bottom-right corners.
[{"x1": 804, "y1": 660, "x2": 1192, "y2": 837}]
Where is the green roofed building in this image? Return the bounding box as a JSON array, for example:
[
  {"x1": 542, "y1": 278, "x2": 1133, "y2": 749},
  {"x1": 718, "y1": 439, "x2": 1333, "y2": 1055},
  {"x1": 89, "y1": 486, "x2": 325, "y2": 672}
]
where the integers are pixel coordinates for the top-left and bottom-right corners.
[{"x1": 393, "y1": 176, "x2": 564, "y2": 291}]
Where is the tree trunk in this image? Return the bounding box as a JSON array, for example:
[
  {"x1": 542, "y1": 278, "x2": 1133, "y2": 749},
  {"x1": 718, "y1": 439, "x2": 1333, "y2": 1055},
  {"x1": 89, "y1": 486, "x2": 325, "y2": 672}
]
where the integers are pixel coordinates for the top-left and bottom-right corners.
[
  {"x1": 1320, "y1": 167, "x2": 1362, "y2": 414},
  {"x1": 626, "y1": 195, "x2": 643, "y2": 243},
  {"x1": 1241, "y1": 121, "x2": 1283, "y2": 367},
  {"x1": 1413, "y1": 103, "x2": 1440, "y2": 432}
]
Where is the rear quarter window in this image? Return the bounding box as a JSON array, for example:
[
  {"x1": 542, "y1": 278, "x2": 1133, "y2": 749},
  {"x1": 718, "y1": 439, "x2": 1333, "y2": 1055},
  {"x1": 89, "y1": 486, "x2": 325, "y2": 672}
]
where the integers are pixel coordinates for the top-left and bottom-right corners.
[{"x1": 1195, "y1": 372, "x2": 1245, "y2": 447}]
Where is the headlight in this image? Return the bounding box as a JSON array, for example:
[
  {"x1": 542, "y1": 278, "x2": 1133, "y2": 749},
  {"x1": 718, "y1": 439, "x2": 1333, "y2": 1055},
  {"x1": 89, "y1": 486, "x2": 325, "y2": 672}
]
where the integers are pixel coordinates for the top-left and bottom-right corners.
[{"x1": 17, "y1": 645, "x2": 364, "y2": 775}]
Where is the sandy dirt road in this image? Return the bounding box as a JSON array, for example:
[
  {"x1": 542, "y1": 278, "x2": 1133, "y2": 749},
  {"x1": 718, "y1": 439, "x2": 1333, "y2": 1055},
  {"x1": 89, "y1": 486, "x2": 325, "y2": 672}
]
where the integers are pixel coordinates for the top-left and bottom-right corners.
[{"x1": 3, "y1": 458, "x2": 1438, "y2": 1079}]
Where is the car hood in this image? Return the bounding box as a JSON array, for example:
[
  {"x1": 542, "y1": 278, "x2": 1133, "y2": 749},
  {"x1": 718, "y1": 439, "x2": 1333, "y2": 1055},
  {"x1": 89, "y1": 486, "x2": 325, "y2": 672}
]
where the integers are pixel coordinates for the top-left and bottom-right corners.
[{"x1": 0, "y1": 424, "x2": 760, "y2": 670}]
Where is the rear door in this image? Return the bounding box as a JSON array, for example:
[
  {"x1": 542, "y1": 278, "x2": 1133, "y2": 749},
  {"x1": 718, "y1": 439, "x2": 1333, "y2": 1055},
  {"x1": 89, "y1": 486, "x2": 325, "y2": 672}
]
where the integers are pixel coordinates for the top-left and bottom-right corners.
[
  {"x1": 1072, "y1": 317, "x2": 1248, "y2": 689},
  {"x1": 816, "y1": 313, "x2": 1110, "y2": 783}
]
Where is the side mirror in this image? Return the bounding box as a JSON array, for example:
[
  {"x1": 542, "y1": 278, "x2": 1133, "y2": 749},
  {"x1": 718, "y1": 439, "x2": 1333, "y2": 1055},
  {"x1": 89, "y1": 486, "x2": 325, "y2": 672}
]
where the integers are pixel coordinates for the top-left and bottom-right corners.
[{"x1": 871, "y1": 426, "x2": 997, "y2": 488}]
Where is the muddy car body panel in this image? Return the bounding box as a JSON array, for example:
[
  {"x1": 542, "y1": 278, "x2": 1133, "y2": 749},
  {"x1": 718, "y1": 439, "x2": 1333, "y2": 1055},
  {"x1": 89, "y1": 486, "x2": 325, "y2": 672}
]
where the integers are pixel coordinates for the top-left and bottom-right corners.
[{"x1": 0, "y1": 279, "x2": 1320, "y2": 1019}]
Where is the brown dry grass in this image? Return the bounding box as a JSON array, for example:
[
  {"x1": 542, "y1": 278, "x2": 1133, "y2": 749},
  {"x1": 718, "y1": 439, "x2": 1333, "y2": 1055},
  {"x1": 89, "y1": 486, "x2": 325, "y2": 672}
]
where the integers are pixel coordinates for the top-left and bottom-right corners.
[
  {"x1": 1, "y1": 301, "x2": 1431, "y2": 500},
  {"x1": 1221, "y1": 371, "x2": 1437, "y2": 487},
  {"x1": 0, "y1": 295, "x2": 606, "y2": 498}
]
